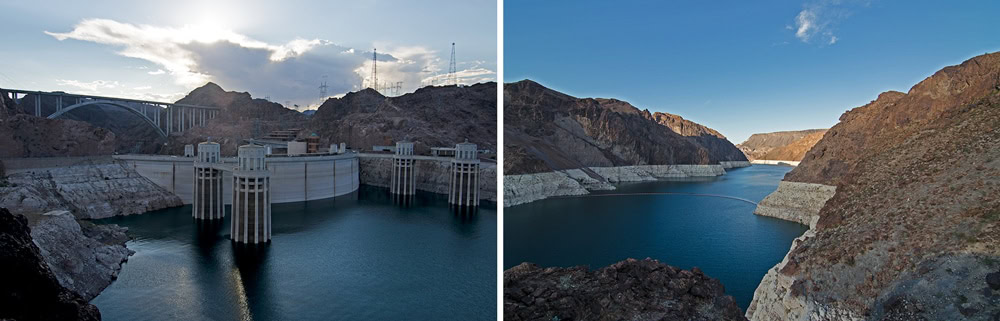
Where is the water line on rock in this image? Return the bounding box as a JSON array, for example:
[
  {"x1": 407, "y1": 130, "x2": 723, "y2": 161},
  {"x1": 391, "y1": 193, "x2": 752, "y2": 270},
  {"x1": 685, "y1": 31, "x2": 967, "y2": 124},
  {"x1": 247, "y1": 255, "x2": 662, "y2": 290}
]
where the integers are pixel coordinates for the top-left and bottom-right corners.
[{"x1": 553, "y1": 192, "x2": 758, "y2": 205}]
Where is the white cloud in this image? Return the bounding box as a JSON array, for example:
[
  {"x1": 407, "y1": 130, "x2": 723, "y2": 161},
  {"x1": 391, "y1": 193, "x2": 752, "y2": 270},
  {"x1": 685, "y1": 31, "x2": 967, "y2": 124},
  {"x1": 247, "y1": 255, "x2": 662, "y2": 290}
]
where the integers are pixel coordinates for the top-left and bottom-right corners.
[
  {"x1": 794, "y1": 9, "x2": 817, "y2": 42},
  {"x1": 56, "y1": 79, "x2": 120, "y2": 92},
  {"x1": 45, "y1": 18, "x2": 495, "y2": 107},
  {"x1": 790, "y1": 0, "x2": 868, "y2": 45}
]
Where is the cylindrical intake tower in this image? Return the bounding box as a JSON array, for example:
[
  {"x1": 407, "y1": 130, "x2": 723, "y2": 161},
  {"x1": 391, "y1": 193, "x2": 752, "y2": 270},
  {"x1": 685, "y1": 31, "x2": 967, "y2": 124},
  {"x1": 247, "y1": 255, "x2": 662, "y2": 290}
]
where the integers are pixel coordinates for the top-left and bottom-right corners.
[
  {"x1": 231, "y1": 144, "x2": 271, "y2": 244},
  {"x1": 449, "y1": 140, "x2": 480, "y2": 207},
  {"x1": 390, "y1": 141, "x2": 416, "y2": 196},
  {"x1": 192, "y1": 142, "x2": 224, "y2": 219}
]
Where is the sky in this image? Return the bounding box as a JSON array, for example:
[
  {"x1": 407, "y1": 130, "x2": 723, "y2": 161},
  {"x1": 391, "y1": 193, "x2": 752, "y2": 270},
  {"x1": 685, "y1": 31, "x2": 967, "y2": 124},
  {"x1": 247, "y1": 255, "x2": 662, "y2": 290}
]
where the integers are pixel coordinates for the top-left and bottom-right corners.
[
  {"x1": 504, "y1": 0, "x2": 1000, "y2": 143},
  {"x1": 0, "y1": 0, "x2": 496, "y2": 110}
]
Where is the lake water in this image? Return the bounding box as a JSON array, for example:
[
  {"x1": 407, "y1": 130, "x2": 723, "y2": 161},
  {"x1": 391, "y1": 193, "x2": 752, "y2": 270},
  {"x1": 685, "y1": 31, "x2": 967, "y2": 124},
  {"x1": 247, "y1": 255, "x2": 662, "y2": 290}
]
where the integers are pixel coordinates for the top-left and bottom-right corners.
[
  {"x1": 93, "y1": 185, "x2": 496, "y2": 320},
  {"x1": 503, "y1": 165, "x2": 808, "y2": 310}
]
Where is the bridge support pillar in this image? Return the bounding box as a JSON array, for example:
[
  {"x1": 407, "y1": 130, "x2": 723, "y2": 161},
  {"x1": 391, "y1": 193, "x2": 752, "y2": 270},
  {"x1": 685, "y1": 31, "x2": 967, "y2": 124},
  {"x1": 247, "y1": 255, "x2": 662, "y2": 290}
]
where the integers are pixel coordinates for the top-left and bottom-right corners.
[
  {"x1": 390, "y1": 141, "x2": 416, "y2": 202},
  {"x1": 449, "y1": 140, "x2": 480, "y2": 208},
  {"x1": 232, "y1": 144, "x2": 271, "y2": 244},
  {"x1": 193, "y1": 142, "x2": 224, "y2": 220}
]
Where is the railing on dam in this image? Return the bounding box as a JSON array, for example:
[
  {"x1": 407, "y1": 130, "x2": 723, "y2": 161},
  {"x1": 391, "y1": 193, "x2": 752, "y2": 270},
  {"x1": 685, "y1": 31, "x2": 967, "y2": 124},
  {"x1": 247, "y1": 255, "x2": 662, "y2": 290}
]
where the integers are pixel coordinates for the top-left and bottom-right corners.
[{"x1": 113, "y1": 153, "x2": 360, "y2": 205}]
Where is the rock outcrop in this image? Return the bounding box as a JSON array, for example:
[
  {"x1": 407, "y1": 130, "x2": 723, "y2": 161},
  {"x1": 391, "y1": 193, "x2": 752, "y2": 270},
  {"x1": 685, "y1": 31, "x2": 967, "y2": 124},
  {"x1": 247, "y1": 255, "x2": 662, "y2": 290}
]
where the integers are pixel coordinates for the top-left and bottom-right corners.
[
  {"x1": 0, "y1": 157, "x2": 182, "y2": 219},
  {"x1": 504, "y1": 80, "x2": 746, "y2": 175},
  {"x1": 0, "y1": 91, "x2": 117, "y2": 158},
  {"x1": 753, "y1": 181, "x2": 836, "y2": 228},
  {"x1": 162, "y1": 82, "x2": 308, "y2": 156},
  {"x1": 748, "y1": 52, "x2": 1000, "y2": 320},
  {"x1": 0, "y1": 208, "x2": 101, "y2": 321},
  {"x1": 308, "y1": 83, "x2": 497, "y2": 155},
  {"x1": 737, "y1": 129, "x2": 827, "y2": 161},
  {"x1": 358, "y1": 155, "x2": 497, "y2": 202},
  {"x1": 504, "y1": 258, "x2": 747, "y2": 321},
  {"x1": 503, "y1": 164, "x2": 725, "y2": 207},
  {"x1": 29, "y1": 210, "x2": 133, "y2": 301}
]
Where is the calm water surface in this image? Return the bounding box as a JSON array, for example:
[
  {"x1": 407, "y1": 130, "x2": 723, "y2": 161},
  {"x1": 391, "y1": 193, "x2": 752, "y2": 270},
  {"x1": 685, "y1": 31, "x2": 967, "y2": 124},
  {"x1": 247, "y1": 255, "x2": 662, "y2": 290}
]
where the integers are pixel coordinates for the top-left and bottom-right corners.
[
  {"x1": 504, "y1": 165, "x2": 807, "y2": 310},
  {"x1": 93, "y1": 186, "x2": 496, "y2": 320}
]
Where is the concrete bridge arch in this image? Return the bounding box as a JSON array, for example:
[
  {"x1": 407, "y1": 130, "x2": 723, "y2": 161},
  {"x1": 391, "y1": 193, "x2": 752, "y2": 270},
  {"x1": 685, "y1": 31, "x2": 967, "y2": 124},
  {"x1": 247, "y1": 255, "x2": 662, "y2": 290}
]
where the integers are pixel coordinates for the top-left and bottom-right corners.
[{"x1": 47, "y1": 100, "x2": 167, "y2": 138}]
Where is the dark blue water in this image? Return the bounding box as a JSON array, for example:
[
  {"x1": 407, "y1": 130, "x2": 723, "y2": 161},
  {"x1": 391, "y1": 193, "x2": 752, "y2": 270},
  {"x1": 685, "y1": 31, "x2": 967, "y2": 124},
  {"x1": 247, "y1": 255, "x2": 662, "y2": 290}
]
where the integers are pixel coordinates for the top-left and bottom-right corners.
[
  {"x1": 503, "y1": 165, "x2": 807, "y2": 310},
  {"x1": 92, "y1": 186, "x2": 496, "y2": 320}
]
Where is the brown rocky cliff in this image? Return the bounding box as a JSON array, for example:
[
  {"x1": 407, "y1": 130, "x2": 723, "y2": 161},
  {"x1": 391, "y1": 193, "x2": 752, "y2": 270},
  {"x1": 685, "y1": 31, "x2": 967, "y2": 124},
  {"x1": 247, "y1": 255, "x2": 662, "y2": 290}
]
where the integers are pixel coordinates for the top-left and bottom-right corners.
[
  {"x1": 737, "y1": 129, "x2": 827, "y2": 161},
  {"x1": 162, "y1": 82, "x2": 308, "y2": 156},
  {"x1": 306, "y1": 83, "x2": 497, "y2": 155},
  {"x1": 750, "y1": 52, "x2": 1000, "y2": 320},
  {"x1": 0, "y1": 90, "x2": 117, "y2": 158},
  {"x1": 504, "y1": 258, "x2": 747, "y2": 321},
  {"x1": 787, "y1": 52, "x2": 1000, "y2": 185},
  {"x1": 504, "y1": 79, "x2": 746, "y2": 175}
]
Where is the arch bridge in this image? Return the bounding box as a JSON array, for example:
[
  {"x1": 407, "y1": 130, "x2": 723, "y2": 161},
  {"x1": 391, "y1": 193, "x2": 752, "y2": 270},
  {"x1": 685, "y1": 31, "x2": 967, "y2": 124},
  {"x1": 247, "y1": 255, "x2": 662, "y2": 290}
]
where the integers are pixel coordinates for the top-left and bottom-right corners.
[{"x1": 2, "y1": 88, "x2": 221, "y2": 138}]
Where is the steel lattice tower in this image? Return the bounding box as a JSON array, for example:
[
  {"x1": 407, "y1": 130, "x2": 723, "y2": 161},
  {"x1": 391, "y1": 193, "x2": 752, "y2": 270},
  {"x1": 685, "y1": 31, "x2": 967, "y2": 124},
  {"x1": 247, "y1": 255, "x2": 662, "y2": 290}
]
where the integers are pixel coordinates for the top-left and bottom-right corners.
[
  {"x1": 449, "y1": 43, "x2": 457, "y2": 86},
  {"x1": 371, "y1": 48, "x2": 378, "y2": 91},
  {"x1": 319, "y1": 75, "x2": 328, "y2": 103}
]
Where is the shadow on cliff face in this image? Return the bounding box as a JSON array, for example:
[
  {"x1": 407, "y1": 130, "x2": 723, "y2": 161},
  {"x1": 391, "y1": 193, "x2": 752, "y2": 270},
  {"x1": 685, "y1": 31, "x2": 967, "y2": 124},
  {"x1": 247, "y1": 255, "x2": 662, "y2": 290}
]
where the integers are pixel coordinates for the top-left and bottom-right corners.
[{"x1": 0, "y1": 207, "x2": 101, "y2": 321}]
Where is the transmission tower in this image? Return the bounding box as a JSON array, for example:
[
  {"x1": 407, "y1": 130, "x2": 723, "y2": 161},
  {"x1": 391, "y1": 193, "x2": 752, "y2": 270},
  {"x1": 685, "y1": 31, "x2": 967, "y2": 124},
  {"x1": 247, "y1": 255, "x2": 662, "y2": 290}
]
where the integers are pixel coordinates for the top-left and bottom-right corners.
[
  {"x1": 319, "y1": 75, "x2": 328, "y2": 102},
  {"x1": 370, "y1": 48, "x2": 378, "y2": 91},
  {"x1": 448, "y1": 42, "x2": 457, "y2": 86}
]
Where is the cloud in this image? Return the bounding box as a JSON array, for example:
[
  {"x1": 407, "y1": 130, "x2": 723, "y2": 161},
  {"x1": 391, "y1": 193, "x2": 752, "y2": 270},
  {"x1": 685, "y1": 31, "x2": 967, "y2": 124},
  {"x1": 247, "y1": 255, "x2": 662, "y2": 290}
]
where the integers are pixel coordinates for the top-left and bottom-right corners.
[
  {"x1": 790, "y1": 0, "x2": 869, "y2": 45},
  {"x1": 794, "y1": 9, "x2": 817, "y2": 42},
  {"x1": 56, "y1": 79, "x2": 120, "y2": 92},
  {"x1": 45, "y1": 18, "x2": 495, "y2": 108}
]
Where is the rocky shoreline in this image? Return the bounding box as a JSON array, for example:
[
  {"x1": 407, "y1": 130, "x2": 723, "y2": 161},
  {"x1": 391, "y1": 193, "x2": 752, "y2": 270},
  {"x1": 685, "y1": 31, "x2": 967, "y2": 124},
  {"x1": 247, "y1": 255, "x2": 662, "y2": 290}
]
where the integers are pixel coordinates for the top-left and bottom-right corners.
[
  {"x1": 0, "y1": 208, "x2": 102, "y2": 321},
  {"x1": 28, "y1": 210, "x2": 134, "y2": 301},
  {"x1": 0, "y1": 157, "x2": 183, "y2": 219},
  {"x1": 504, "y1": 258, "x2": 747, "y2": 321},
  {"x1": 753, "y1": 181, "x2": 836, "y2": 228},
  {"x1": 503, "y1": 163, "x2": 748, "y2": 207}
]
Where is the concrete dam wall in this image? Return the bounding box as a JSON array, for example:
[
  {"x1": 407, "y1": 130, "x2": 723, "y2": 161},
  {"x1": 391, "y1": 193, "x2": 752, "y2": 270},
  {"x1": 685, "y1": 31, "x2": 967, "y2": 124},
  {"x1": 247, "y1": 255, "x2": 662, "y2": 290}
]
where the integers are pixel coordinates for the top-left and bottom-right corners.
[
  {"x1": 115, "y1": 153, "x2": 360, "y2": 205},
  {"x1": 358, "y1": 154, "x2": 497, "y2": 202}
]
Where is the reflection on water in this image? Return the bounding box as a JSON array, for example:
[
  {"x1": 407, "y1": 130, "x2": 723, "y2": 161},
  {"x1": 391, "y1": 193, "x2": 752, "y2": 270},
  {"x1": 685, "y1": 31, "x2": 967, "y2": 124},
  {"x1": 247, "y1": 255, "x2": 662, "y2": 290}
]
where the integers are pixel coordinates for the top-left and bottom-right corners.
[
  {"x1": 93, "y1": 185, "x2": 496, "y2": 321},
  {"x1": 504, "y1": 165, "x2": 808, "y2": 311}
]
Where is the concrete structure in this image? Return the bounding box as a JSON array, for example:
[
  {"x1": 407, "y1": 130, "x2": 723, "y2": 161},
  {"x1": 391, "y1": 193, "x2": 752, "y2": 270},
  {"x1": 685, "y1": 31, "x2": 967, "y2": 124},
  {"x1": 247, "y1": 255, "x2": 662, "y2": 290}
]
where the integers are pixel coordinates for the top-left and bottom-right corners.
[
  {"x1": 390, "y1": 141, "x2": 416, "y2": 196},
  {"x1": 113, "y1": 153, "x2": 359, "y2": 204},
  {"x1": 192, "y1": 142, "x2": 224, "y2": 220},
  {"x1": 231, "y1": 145, "x2": 271, "y2": 244},
  {"x1": 287, "y1": 141, "x2": 307, "y2": 156},
  {"x1": 431, "y1": 147, "x2": 456, "y2": 157},
  {"x1": 449, "y1": 141, "x2": 480, "y2": 207},
  {"x1": 305, "y1": 135, "x2": 320, "y2": 153},
  {"x1": 329, "y1": 144, "x2": 339, "y2": 154},
  {"x1": 184, "y1": 144, "x2": 195, "y2": 157},
  {"x1": 339, "y1": 143, "x2": 346, "y2": 154},
  {"x1": 1, "y1": 87, "x2": 219, "y2": 137}
]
